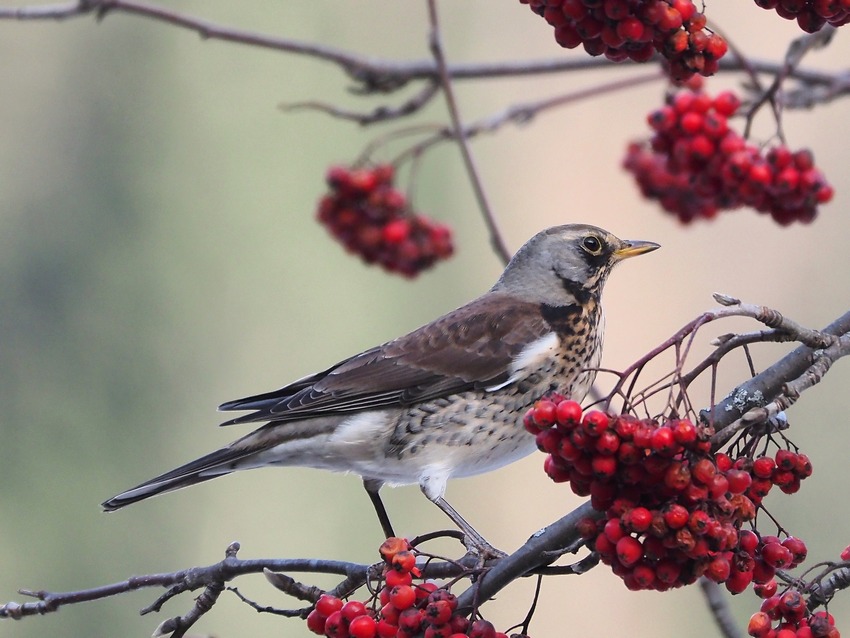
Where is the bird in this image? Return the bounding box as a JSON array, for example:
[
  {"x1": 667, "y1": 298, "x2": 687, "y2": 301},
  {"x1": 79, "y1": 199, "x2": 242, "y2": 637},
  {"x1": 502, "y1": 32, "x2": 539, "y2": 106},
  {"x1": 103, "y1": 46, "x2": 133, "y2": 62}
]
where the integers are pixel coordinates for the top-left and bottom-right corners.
[{"x1": 102, "y1": 224, "x2": 658, "y2": 553}]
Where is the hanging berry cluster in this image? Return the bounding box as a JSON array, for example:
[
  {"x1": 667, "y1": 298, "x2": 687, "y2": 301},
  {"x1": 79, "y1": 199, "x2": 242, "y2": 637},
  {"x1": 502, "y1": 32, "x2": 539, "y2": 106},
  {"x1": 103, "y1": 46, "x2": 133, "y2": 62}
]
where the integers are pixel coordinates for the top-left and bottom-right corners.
[
  {"x1": 317, "y1": 165, "x2": 454, "y2": 278},
  {"x1": 751, "y1": 0, "x2": 850, "y2": 34},
  {"x1": 305, "y1": 537, "x2": 523, "y2": 638},
  {"x1": 517, "y1": 0, "x2": 728, "y2": 82},
  {"x1": 623, "y1": 88, "x2": 834, "y2": 225},
  {"x1": 749, "y1": 598, "x2": 840, "y2": 637},
  {"x1": 523, "y1": 395, "x2": 816, "y2": 594}
]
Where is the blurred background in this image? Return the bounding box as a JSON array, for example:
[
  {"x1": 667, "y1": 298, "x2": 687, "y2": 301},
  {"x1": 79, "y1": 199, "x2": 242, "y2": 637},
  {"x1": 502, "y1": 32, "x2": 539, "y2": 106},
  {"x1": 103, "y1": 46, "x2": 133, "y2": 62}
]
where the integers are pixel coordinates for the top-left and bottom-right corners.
[{"x1": 1, "y1": 2, "x2": 849, "y2": 637}]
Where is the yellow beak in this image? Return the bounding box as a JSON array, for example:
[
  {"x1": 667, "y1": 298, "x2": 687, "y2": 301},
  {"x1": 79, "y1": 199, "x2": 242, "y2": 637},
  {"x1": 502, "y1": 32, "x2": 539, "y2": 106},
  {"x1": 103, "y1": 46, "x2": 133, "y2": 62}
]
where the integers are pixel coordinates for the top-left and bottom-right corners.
[{"x1": 614, "y1": 239, "x2": 660, "y2": 261}]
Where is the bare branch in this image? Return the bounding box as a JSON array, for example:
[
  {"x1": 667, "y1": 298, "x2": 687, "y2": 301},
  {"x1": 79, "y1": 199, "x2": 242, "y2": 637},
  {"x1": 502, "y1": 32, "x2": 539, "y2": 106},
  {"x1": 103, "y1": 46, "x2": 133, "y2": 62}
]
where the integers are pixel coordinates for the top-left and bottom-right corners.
[
  {"x1": 426, "y1": 0, "x2": 510, "y2": 265},
  {"x1": 709, "y1": 308, "x2": 850, "y2": 433},
  {"x1": 455, "y1": 502, "x2": 599, "y2": 613},
  {"x1": 809, "y1": 565, "x2": 850, "y2": 608},
  {"x1": 1, "y1": 1, "x2": 846, "y2": 112},
  {"x1": 152, "y1": 579, "x2": 223, "y2": 638},
  {"x1": 699, "y1": 577, "x2": 745, "y2": 638},
  {"x1": 0, "y1": 547, "x2": 369, "y2": 620}
]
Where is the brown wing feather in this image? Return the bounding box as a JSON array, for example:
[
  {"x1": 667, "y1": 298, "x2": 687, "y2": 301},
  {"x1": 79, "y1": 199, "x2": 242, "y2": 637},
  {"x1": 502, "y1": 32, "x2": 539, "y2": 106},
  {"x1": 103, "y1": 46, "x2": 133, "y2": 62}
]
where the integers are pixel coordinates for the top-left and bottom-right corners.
[{"x1": 219, "y1": 292, "x2": 550, "y2": 425}]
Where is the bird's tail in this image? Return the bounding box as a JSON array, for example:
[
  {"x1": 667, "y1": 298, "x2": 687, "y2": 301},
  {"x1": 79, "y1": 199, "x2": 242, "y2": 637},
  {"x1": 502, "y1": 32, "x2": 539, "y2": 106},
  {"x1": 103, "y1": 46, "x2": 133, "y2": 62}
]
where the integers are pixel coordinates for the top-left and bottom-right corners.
[{"x1": 101, "y1": 445, "x2": 255, "y2": 512}]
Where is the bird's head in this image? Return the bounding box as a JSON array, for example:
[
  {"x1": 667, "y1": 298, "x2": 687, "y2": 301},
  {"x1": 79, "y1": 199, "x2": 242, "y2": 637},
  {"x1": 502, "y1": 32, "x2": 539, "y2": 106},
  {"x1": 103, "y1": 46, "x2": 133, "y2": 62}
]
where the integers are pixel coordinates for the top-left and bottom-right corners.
[{"x1": 493, "y1": 224, "x2": 659, "y2": 306}]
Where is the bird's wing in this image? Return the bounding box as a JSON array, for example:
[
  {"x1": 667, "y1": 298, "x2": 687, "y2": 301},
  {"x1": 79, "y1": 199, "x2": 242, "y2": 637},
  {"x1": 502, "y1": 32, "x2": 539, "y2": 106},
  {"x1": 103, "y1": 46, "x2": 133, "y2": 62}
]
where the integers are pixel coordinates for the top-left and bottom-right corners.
[{"x1": 218, "y1": 292, "x2": 551, "y2": 425}]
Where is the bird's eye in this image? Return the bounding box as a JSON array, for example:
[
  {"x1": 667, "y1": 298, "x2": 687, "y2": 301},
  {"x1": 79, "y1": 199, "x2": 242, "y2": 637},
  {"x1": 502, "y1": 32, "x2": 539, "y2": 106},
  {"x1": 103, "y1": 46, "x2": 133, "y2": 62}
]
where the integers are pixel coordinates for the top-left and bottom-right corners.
[{"x1": 582, "y1": 235, "x2": 603, "y2": 255}]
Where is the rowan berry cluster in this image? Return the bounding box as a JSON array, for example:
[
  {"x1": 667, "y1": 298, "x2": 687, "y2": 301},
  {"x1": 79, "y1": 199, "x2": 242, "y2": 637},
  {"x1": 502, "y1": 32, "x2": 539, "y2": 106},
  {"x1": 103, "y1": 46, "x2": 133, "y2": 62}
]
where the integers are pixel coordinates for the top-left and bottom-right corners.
[
  {"x1": 517, "y1": 0, "x2": 727, "y2": 82},
  {"x1": 623, "y1": 88, "x2": 834, "y2": 224},
  {"x1": 523, "y1": 395, "x2": 814, "y2": 593},
  {"x1": 751, "y1": 0, "x2": 850, "y2": 34},
  {"x1": 749, "y1": 601, "x2": 840, "y2": 637},
  {"x1": 305, "y1": 537, "x2": 522, "y2": 638},
  {"x1": 317, "y1": 165, "x2": 454, "y2": 278}
]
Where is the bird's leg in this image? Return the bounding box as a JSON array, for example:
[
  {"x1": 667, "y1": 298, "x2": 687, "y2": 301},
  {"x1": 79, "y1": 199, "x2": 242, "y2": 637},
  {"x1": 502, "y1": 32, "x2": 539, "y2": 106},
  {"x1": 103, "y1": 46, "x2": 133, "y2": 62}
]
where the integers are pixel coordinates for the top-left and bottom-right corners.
[
  {"x1": 431, "y1": 495, "x2": 507, "y2": 560},
  {"x1": 363, "y1": 478, "x2": 396, "y2": 539}
]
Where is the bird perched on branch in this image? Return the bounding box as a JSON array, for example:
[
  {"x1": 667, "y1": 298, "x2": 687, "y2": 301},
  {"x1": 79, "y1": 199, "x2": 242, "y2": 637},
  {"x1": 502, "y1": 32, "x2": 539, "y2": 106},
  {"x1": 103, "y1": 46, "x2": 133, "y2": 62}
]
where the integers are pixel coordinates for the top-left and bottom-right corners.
[{"x1": 103, "y1": 224, "x2": 658, "y2": 553}]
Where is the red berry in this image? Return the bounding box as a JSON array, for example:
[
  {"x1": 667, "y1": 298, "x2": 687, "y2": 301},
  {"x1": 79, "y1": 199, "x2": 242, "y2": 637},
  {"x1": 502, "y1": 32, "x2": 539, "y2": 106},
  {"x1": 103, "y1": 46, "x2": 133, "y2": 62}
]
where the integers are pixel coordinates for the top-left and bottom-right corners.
[
  {"x1": 532, "y1": 400, "x2": 558, "y2": 428},
  {"x1": 713, "y1": 91, "x2": 741, "y2": 116},
  {"x1": 595, "y1": 430, "x2": 621, "y2": 455},
  {"x1": 317, "y1": 594, "x2": 345, "y2": 618},
  {"x1": 664, "y1": 461, "x2": 691, "y2": 491},
  {"x1": 671, "y1": 419, "x2": 698, "y2": 445},
  {"x1": 536, "y1": 429, "x2": 562, "y2": 455},
  {"x1": 753, "y1": 559, "x2": 777, "y2": 585},
  {"x1": 616, "y1": 535, "x2": 644, "y2": 568},
  {"x1": 617, "y1": 16, "x2": 645, "y2": 41},
  {"x1": 726, "y1": 469, "x2": 753, "y2": 495},
  {"x1": 715, "y1": 453, "x2": 733, "y2": 472},
  {"x1": 307, "y1": 609, "x2": 328, "y2": 635},
  {"x1": 782, "y1": 537, "x2": 808, "y2": 566},
  {"x1": 381, "y1": 542, "x2": 408, "y2": 559},
  {"x1": 582, "y1": 410, "x2": 610, "y2": 436},
  {"x1": 779, "y1": 589, "x2": 807, "y2": 621},
  {"x1": 382, "y1": 219, "x2": 410, "y2": 244},
  {"x1": 748, "y1": 611, "x2": 772, "y2": 637},
  {"x1": 664, "y1": 504, "x2": 690, "y2": 530},
  {"x1": 425, "y1": 600, "x2": 453, "y2": 626},
  {"x1": 555, "y1": 400, "x2": 583, "y2": 428},
  {"x1": 392, "y1": 550, "x2": 416, "y2": 574},
  {"x1": 691, "y1": 458, "x2": 717, "y2": 485},
  {"x1": 775, "y1": 449, "x2": 797, "y2": 471},
  {"x1": 591, "y1": 454, "x2": 618, "y2": 479},
  {"x1": 385, "y1": 569, "x2": 413, "y2": 588},
  {"x1": 725, "y1": 567, "x2": 754, "y2": 594},
  {"x1": 753, "y1": 456, "x2": 776, "y2": 479},
  {"x1": 416, "y1": 583, "x2": 440, "y2": 603},
  {"x1": 631, "y1": 562, "x2": 656, "y2": 589},
  {"x1": 762, "y1": 541, "x2": 794, "y2": 568},
  {"x1": 468, "y1": 619, "x2": 497, "y2": 638},
  {"x1": 543, "y1": 455, "x2": 570, "y2": 483},
  {"x1": 342, "y1": 601, "x2": 369, "y2": 622},
  {"x1": 625, "y1": 507, "x2": 653, "y2": 533},
  {"x1": 349, "y1": 616, "x2": 378, "y2": 638},
  {"x1": 650, "y1": 427, "x2": 677, "y2": 455},
  {"x1": 793, "y1": 453, "x2": 813, "y2": 478},
  {"x1": 754, "y1": 579, "x2": 778, "y2": 599},
  {"x1": 325, "y1": 611, "x2": 349, "y2": 638},
  {"x1": 604, "y1": 516, "x2": 626, "y2": 543},
  {"x1": 389, "y1": 585, "x2": 417, "y2": 611},
  {"x1": 705, "y1": 555, "x2": 732, "y2": 583},
  {"x1": 656, "y1": 559, "x2": 682, "y2": 585}
]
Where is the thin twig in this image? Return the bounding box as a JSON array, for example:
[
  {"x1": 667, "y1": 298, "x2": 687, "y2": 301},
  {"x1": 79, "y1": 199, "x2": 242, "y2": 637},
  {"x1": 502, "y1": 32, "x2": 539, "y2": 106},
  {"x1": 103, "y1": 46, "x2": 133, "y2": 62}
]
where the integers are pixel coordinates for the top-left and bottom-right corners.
[{"x1": 426, "y1": 0, "x2": 510, "y2": 264}]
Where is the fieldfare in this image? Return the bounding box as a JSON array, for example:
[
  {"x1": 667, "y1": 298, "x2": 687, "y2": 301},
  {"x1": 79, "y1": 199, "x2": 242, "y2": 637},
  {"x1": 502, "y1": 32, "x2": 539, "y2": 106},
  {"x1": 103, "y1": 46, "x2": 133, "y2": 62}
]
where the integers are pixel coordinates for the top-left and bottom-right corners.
[{"x1": 103, "y1": 224, "x2": 658, "y2": 550}]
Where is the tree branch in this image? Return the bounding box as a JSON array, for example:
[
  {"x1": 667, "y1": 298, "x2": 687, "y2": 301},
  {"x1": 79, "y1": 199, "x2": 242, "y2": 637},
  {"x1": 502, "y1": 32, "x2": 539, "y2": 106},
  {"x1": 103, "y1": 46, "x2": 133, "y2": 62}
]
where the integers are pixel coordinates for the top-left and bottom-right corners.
[{"x1": 0, "y1": 0, "x2": 847, "y2": 108}]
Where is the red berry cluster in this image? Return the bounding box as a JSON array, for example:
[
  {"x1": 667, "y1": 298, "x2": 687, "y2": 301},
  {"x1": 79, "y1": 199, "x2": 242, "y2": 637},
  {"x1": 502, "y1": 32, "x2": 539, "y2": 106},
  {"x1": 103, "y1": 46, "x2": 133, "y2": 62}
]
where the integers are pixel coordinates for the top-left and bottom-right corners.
[
  {"x1": 624, "y1": 88, "x2": 835, "y2": 225},
  {"x1": 749, "y1": 602, "x2": 840, "y2": 637},
  {"x1": 523, "y1": 396, "x2": 813, "y2": 592},
  {"x1": 305, "y1": 537, "x2": 521, "y2": 638},
  {"x1": 751, "y1": 0, "x2": 850, "y2": 34},
  {"x1": 317, "y1": 165, "x2": 454, "y2": 278},
  {"x1": 517, "y1": 0, "x2": 728, "y2": 82},
  {"x1": 730, "y1": 448, "x2": 813, "y2": 504}
]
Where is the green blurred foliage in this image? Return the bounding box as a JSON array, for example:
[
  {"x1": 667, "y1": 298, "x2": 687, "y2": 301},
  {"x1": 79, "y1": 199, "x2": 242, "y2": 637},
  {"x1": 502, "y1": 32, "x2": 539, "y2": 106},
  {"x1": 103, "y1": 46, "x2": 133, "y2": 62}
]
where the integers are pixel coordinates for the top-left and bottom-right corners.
[{"x1": 1, "y1": 2, "x2": 849, "y2": 638}]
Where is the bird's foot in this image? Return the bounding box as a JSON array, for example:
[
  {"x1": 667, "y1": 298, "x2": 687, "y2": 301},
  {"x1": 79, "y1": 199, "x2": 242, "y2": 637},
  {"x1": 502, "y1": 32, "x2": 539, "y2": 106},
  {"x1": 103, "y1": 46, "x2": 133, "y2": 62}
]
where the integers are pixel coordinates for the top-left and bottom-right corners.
[{"x1": 461, "y1": 531, "x2": 508, "y2": 562}]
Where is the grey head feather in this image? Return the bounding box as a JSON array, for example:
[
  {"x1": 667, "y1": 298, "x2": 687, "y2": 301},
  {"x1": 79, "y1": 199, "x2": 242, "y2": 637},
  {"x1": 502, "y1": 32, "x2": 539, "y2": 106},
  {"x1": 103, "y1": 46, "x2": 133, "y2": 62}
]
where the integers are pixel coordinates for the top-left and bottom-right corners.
[{"x1": 491, "y1": 224, "x2": 629, "y2": 306}]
